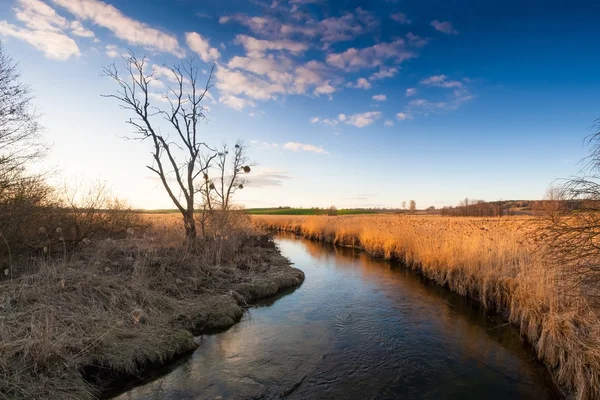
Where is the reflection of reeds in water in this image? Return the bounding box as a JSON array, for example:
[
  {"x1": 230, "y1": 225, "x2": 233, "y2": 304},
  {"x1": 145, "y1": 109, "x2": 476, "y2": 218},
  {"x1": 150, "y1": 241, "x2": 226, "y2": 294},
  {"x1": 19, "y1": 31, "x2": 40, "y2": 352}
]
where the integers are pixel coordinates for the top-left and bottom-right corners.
[
  {"x1": 292, "y1": 234, "x2": 541, "y2": 378},
  {"x1": 255, "y1": 215, "x2": 600, "y2": 399}
]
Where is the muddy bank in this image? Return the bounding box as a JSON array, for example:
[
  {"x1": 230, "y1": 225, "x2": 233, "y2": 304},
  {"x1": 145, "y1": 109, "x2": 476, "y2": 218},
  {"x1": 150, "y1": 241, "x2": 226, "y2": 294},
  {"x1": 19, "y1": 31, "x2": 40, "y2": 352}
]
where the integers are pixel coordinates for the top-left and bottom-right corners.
[{"x1": 0, "y1": 234, "x2": 304, "y2": 400}]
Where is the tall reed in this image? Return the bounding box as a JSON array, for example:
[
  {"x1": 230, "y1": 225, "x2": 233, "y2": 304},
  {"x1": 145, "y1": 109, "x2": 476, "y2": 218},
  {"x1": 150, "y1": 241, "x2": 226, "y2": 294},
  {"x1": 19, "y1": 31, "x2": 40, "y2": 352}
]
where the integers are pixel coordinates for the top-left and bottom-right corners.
[{"x1": 253, "y1": 214, "x2": 600, "y2": 400}]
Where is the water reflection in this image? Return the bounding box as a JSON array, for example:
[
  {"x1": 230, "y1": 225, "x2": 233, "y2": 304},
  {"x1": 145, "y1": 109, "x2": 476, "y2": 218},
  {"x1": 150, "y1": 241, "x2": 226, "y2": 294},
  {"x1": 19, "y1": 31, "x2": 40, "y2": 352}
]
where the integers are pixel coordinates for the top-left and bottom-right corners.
[{"x1": 113, "y1": 234, "x2": 558, "y2": 400}]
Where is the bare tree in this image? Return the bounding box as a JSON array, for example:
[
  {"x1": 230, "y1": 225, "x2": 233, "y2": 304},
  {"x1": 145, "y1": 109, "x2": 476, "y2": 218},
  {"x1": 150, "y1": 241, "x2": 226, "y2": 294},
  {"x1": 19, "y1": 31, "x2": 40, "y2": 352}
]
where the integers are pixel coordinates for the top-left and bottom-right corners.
[
  {"x1": 0, "y1": 41, "x2": 43, "y2": 197},
  {"x1": 210, "y1": 141, "x2": 251, "y2": 212},
  {"x1": 102, "y1": 53, "x2": 214, "y2": 241}
]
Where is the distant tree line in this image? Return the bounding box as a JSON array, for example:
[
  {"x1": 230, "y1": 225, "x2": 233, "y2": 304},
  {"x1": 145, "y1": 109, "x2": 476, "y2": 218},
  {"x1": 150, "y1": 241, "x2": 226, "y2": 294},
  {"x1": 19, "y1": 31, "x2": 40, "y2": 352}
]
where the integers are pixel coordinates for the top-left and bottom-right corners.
[{"x1": 440, "y1": 198, "x2": 505, "y2": 217}]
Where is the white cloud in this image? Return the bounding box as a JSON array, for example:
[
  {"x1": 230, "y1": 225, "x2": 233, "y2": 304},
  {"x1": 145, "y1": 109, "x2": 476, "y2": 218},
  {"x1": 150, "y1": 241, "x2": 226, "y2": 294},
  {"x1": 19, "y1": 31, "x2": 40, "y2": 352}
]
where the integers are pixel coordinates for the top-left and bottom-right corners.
[
  {"x1": 326, "y1": 40, "x2": 413, "y2": 70},
  {"x1": 15, "y1": 0, "x2": 67, "y2": 32},
  {"x1": 185, "y1": 32, "x2": 220, "y2": 62},
  {"x1": 219, "y1": 94, "x2": 255, "y2": 110},
  {"x1": 420, "y1": 74, "x2": 462, "y2": 88},
  {"x1": 321, "y1": 118, "x2": 338, "y2": 126},
  {"x1": 315, "y1": 8, "x2": 378, "y2": 44},
  {"x1": 70, "y1": 20, "x2": 94, "y2": 37},
  {"x1": 406, "y1": 87, "x2": 417, "y2": 96},
  {"x1": 369, "y1": 66, "x2": 398, "y2": 81},
  {"x1": 283, "y1": 142, "x2": 328, "y2": 154},
  {"x1": 52, "y1": 0, "x2": 185, "y2": 57},
  {"x1": 0, "y1": 0, "x2": 80, "y2": 59},
  {"x1": 390, "y1": 13, "x2": 411, "y2": 24},
  {"x1": 221, "y1": 8, "x2": 377, "y2": 46},
  {"x1": 216, "y1": 66, "x2": 286, "y2": 101},
  {"x1": 217, "y1": 49, "x2": 333, "y2": 108},
  {"x1": 314, "y1": 81, "x2": 336, "y2": 96},
  {"x1": 396, "y1": 112, "x2": 413, "y2": 120},
  {"x1": 384, "y1": 120, "x2": 394, "y2": 127},
  {"x1": 152, "y1": 65, "x2": 180, "y2": 82},
  {"x1": 338, "y1": 113, "x2": 347, "y2": 121},
  {"x1": 431, "y1": 20, "x2": 458, "y2": 35},
  {"x1": 348, "y1": 77, "x2": 371, "y2": 89},
  {"x1": 406, "y1": 87, "x2": 473, "y2": 113},
  {"x1": 105, "y1": 44, "x2": 120, "y2": 58},
  {"x1": 310, "y1": 116, "x2": 338, "y2": 126},
  {"x1": 235, "y1": 34, "x2": 308, "y2": 55},
  {"x1": 345, "y1": 111, "x2": 381, "y2": 128},
  {"x1": 372, "y1": 94, "x2": 387, "y2": 101},
  {"x1": 0, "y1": 21, "x2": 79, "y2": 60}
]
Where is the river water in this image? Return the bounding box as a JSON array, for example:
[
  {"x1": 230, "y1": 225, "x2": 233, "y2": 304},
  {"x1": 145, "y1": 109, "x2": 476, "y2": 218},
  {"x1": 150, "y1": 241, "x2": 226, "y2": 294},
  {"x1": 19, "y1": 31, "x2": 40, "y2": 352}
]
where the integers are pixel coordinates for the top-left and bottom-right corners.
[{"x1": 114, "y1": 234, "x2": 559, "y2": 400}]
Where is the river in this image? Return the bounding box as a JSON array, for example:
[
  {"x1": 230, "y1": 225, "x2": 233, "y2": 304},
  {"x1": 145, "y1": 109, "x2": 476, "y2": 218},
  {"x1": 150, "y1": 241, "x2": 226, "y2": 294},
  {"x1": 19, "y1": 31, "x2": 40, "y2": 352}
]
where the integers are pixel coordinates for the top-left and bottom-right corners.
[{"x1": 114, "y1": 233, "x2": 559, "y2": 399}]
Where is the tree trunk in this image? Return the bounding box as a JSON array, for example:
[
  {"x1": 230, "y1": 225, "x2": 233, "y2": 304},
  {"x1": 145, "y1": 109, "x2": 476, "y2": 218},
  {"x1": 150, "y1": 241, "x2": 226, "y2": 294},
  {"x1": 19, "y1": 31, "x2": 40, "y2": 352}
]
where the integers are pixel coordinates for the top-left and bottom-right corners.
[{"x1": 183, "y1": 213, "x2": 196, "y2": 241}]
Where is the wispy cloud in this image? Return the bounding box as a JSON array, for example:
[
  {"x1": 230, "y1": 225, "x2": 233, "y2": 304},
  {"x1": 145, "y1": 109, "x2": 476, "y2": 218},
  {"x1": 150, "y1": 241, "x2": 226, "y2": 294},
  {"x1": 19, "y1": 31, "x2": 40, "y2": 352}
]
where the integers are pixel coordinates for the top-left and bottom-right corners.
[
  {"x1": 247, "y1": 168, "x2": 291, "y2": 187},
  {"x1": 407, "y1": 88, "x2": 473, "y2": 113},
  {"x1": 235, "y1": 34, "x2": 308, "y2": 56},
  {"x1": 384, "y1": 120, "x2": 394, "y2": 127},
  {"x1": 369, "y1": 66, "x2": 398, "y2": 81},
  {"x1": 396, "y1": 112, "x2": 413, "y2": 120},
  {"x1": 344, "y1": 111, "x2": 381, "y2": 127},
  {"x1": 0, "y1": 0, "x2": 80, "y2": 60},
  {"x1": 219, "y1": 94, "x2": 255, "y2": 110},
  {"x1": 372, "y1": 94, "x2": 387, "y2": 101},
  {"x1": 409, "y1": 99, "x2": 447, "y2": 109},
  {"x1": 405, "y1": 32, "x2": 428, "y2": 48},
  {"x1": 283, "y1": 142, "x2": 328, "y2": 154},
  {"x1": 406, "y1": 87, "x2": 417, "y2": 96},
  {"x1": 105, "y1": 44, "x2": 122, "y2": 58},
  {"x1": 345, "y1": 193, "x2": 373, "y2": 201},
  {"x1": 430, "y1": 20, "x2": 458, "y2": 35},
  {"x1": 310, "y1": 116, "x2": 339, "y2": 126},
  {"x1": 326, "y1": 40, "x2": 413, "y2": 70},
  {"x1": 249, "y1": 140, "x2": 278, "y2": 149},
  {"x1": 390, "y1": 12, "x2": 411, "y2": 24},
  {"x1": 220, "y1": 7, "x2": 378, "y2": 47},
  {"x1": 52, "y1": 0, "x2": 185, "y2": 57},
  {"x1": 421, "y1": 74, "x2": 462, "y2": 88}
]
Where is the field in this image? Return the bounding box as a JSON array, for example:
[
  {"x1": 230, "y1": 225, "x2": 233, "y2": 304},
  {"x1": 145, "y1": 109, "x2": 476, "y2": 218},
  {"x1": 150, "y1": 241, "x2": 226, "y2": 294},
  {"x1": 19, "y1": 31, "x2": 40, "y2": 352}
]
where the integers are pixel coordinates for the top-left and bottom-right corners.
[
  {"x1": 252, "y1": 214, "x2": 600, "y2": 400},
  {"x1": 244, "y1": 208, "x2": 379, "y2": 215}
]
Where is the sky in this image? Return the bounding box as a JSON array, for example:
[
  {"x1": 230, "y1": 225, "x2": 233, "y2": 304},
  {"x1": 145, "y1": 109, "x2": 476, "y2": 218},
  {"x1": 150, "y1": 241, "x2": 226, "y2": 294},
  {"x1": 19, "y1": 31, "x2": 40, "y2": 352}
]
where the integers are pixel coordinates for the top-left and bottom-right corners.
[{"x1": 0, "y1": 0, "x2": 599, "y2": 209}]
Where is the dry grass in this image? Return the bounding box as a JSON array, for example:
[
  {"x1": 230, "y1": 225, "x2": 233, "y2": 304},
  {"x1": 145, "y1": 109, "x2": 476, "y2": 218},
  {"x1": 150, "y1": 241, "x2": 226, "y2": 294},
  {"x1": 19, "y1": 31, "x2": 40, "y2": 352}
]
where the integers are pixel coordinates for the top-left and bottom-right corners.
[
  {"x1": 253, "y1": 214, "x2": 600, "y2": 400},
  {"x1": 0, "y1": 213, "x2": 304, "y2": 400}
]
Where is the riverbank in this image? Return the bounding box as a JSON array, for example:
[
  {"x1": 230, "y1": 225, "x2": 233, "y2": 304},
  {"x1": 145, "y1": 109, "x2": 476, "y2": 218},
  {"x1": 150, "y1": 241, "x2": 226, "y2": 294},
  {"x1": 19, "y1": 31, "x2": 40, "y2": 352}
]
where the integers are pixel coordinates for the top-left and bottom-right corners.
[
  {"x1": 0, "y1": 219, "x2": 304, "y2": 400},
  {"x1": 253, "y1": 214, "x2": 600, "y2": 400}
]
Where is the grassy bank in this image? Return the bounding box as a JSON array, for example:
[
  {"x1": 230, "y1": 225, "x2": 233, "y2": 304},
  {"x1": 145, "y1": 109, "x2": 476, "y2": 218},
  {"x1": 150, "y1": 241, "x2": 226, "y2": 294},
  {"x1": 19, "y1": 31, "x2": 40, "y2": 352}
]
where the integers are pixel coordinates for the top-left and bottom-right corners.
[
  {"x1": 253, "y1": 214, "x2": 600, "y2": 400},
  {"x1": 0, "y1": 215, "x2": 304, "y2": 399}
]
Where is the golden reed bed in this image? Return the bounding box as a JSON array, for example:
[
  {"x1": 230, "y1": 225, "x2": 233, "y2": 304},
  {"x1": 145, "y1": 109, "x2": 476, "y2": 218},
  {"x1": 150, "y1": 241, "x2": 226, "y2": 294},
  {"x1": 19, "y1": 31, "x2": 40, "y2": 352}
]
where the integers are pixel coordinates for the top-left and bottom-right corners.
[{"x1": 252, "y1": 214, "x2": 600, "y2": 399}]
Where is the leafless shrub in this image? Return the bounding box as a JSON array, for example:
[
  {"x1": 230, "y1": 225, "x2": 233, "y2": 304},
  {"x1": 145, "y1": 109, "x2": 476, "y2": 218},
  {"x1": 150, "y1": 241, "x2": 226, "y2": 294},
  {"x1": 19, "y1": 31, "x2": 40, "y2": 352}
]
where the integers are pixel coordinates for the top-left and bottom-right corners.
[{"x1": 536, "y1": 119, "x2": 600, "y2": 302}]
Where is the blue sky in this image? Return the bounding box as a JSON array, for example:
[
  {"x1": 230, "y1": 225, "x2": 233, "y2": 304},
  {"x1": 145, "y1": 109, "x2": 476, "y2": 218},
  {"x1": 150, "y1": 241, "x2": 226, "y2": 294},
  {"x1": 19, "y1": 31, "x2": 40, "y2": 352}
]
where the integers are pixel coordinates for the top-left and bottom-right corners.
[{"x1": 0, "y1": 0, "x2": 599, "y2": 209}]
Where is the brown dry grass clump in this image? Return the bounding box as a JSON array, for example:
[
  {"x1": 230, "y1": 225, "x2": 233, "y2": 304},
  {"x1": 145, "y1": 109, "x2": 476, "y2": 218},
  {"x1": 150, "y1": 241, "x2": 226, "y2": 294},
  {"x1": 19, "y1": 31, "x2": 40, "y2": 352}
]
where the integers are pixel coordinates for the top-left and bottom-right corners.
[
  {"x1": 253, "y1": 214, "x2": 600, "y2": 400},
  {"x1": 0, "y1": 214, "x2": 304, "y2": 400}
]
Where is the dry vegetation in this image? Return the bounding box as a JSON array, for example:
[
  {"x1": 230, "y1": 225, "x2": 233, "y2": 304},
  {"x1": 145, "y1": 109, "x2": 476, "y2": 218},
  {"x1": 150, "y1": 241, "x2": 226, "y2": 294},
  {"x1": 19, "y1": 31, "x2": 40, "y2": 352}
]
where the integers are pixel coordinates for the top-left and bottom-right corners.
[
  {"x1": 0, "y1": 213, "x2": 304, "y2": 399},
  {"x1": 253, "y1": 214, "x2": 600, "y2": 399}
]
